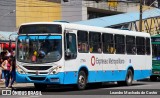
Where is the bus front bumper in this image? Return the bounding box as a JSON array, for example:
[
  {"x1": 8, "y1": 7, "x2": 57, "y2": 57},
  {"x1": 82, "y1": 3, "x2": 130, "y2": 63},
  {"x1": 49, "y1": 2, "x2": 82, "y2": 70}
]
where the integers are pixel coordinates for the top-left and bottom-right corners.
[
  {"x1": 152, "y1": 66, "x2": 160, "y2": 76},
  {"x1": 16, "y1": 72, "x2": 64, "y2": 84},
  {"x1": 152, "y1": 70, "x2": 160, "y2": 76}
]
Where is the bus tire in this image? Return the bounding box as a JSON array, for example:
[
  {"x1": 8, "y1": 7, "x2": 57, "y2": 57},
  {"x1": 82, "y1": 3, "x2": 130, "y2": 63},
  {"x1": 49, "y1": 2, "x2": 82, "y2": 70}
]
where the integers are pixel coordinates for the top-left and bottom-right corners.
[
  {"x1": 126, "y1": 69, "x2": 133, "y2": 86},
  {"x1": 117, "y1": 69, "x2": 133, "y2": 86},
  {"x1": 150, "y1": 75, "x2": 157, "y2": 81},
  {"x1": 34, "y1": 83, "x2": 47, "y2": 90},
  {"x1": 77, "y1": 70, "x2": 87, "y2": 90}
]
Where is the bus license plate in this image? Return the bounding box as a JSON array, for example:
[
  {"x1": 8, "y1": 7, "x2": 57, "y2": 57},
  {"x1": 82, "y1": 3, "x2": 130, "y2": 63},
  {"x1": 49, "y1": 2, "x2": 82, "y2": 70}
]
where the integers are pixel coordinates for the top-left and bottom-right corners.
[{"x1": 50, "y1": 78, "x2": 59, "y2": 82}]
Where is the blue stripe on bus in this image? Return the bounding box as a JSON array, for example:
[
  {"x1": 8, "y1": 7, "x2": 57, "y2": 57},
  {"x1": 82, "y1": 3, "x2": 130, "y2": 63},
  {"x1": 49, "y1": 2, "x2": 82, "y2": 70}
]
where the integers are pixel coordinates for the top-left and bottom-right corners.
[
  {"x1": 16, "y1": 70, "x2": 151, "y2": 84},
  {"x1": 18, "y1": 35, "x2": 62, "y2": 40}
]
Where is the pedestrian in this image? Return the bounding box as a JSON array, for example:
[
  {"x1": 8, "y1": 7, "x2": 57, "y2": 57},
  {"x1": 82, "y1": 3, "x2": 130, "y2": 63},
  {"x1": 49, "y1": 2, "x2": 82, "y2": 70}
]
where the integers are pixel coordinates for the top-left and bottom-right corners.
[
  {"x1": 0, "y1": 56, "x2": 3, "y2": 82},
  {"x1": 5, "y1": 50, "x2": 11, "y2": 57},
  {"x1": 1, "y1": 56, "x2": 11, "y2": 88},
  {"x1": 9, "y1": 52, "x2": 16, "y2": 88},
  {"x1": 0, "y1": 51, "x2": 7, "y2": 82}
]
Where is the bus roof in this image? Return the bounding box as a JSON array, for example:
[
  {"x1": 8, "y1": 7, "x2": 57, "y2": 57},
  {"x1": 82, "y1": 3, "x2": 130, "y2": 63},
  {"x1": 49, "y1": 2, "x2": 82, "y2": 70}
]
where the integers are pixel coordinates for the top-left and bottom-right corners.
[
  {"x1": 20, "y1": 22, "x2": 150, "y2": 38},
  {"x1": 151, "y1": 34, "x2": 160, "y2": 37}
]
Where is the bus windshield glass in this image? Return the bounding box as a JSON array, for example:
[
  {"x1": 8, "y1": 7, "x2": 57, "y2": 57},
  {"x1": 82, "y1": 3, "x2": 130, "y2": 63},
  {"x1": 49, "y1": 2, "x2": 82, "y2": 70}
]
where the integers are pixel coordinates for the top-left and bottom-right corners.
[
  {"x1": 152, "y1": 44, "x2": 160, "y2": 60},
  {"x1": 17, "y1": 35, "x2": 62, "y2": 63},
  {"x1": 19, "y1": 24, "x2": 62, "y2": 34}
]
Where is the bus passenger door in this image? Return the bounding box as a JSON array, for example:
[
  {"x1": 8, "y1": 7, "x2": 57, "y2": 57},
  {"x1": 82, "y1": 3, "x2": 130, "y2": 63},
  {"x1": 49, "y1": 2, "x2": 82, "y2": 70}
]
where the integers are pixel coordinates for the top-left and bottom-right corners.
[{"x1": 63, "y1": 31, "x2": 78, "y2": 84}]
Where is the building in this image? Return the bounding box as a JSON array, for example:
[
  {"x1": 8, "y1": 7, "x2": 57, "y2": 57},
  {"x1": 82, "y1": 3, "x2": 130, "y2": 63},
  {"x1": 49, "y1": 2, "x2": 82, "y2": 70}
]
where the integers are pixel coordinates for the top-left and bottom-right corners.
[
  {"x1": 0, "y1": 0, "x2": 160, "y2": 34},
  {"x1": 0, "y1": 0, "x2": 143, "y2": 31},
  {"x1": 0, "y1": 0, "x2": 61, "y2": 31}
]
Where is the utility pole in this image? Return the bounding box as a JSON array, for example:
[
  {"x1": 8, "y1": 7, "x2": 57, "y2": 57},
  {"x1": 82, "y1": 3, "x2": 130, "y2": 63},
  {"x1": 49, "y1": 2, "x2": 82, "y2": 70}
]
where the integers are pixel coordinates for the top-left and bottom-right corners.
[{"x1": 139, "y1": 0, "x2": 142, "y2": 32}]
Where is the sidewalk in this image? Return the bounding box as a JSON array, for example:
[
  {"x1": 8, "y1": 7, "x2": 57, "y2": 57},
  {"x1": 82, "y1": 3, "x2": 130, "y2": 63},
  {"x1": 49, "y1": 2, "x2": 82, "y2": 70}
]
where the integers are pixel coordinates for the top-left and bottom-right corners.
[
  {"x1": 0, "y1": 81, "x2": 33, "y2": 88},
  {"x1": 0, "y1": 81, "x2": 34, "y2": 95}
]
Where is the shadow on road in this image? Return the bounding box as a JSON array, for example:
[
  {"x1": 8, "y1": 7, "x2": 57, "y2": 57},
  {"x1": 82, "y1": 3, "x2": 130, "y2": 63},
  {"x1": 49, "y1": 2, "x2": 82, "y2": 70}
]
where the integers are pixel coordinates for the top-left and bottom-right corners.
[
  {"x1": 12, "y1": 82, "x2": 147, "y2": 93},
  {"x1": 138, "y1": 78, "x2": 160, "y2": 82}
]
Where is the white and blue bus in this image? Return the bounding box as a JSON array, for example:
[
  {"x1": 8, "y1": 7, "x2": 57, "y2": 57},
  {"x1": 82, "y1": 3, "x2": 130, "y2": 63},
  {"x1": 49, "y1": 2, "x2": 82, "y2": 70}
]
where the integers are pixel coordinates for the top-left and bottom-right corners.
[{"x1": 16, "y1": 22, "x2": 152, "y2": 90}]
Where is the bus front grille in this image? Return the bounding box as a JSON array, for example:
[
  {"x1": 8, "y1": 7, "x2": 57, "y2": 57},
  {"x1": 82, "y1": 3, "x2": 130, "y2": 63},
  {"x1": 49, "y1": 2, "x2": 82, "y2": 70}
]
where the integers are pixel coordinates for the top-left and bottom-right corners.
[
  {"x1": 27, "y1": 72, "x2": 48, "y2": 75},
  {"x1": 24, "y1": 66, "x2": 52, "y2": 70},
  {"x1": 28, "y1": 76, "x2": 46, "y2": 81}
]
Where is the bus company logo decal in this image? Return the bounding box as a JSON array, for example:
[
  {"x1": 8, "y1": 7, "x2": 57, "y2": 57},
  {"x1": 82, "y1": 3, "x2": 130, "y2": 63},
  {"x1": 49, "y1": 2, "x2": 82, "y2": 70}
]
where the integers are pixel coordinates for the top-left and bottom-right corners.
[
  {"x1": 91, "y1": 56, "x2": 95, "y2": 66},
  {"x1": 91, "y1": 56, "x2": 125, "y2": 66}
]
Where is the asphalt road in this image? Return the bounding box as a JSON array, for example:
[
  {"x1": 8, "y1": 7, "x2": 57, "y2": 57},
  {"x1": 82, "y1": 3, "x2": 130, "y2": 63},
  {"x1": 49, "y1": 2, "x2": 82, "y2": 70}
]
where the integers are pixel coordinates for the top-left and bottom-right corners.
[{"x1": 0, "y1": 78, "x2": 160, "y2": 98}]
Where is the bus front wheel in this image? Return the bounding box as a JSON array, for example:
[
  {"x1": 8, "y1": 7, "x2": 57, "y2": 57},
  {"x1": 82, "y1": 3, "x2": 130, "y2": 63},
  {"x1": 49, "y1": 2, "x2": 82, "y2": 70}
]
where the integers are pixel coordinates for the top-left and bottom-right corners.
[
  {"x1": 77, "y1": 71, "x2": 87, "y2": 90},
  {"x1": 117, "y1": 69, "x2": 133, "y2": 86}
]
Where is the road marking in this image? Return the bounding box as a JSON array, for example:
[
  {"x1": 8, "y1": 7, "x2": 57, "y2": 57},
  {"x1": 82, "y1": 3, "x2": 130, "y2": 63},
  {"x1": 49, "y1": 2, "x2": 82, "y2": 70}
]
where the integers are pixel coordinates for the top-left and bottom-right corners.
[
  {"x1": 18, "y1": 96, "x2": 40, "y2": 98},
  {"x1": 127, "y1": 84, "x2": 152, "y2": 88},
  {"x1": 102, "y1": 84, "x2": 153, "y2": 90},
  {"x1": 18, "y1": 97, "x2": 30, "y2": 98},
  {"x1": 29, "y1": 96, "x2": 40, "y2": 98}
]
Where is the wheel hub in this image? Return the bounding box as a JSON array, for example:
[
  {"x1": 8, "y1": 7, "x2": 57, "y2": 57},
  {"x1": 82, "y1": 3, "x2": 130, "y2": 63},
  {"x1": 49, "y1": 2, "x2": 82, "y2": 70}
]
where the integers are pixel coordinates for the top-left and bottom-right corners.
[
  {"x1": 79, "y1": 75, "x2": 85, "y2": 87},
  {"x1": 127, "y1": 72, "x2": 132, "y2": 83}
]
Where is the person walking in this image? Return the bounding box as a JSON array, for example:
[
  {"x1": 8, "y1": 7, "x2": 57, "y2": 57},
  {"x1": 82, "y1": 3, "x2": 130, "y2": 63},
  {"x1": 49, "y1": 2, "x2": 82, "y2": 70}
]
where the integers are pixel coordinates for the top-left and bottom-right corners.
[
  {"x1": 0, "y1": 51, "x2": 7, "y2": 82},
  {"x1": 1, "y1": 56, "x2": 11, "y2": 88},
  {"x1": 0, "y1": 56, "x2": 3, "y2": 82},
  {"x1": 9, "y1": 54, "x2": 16, "y2": 88}
]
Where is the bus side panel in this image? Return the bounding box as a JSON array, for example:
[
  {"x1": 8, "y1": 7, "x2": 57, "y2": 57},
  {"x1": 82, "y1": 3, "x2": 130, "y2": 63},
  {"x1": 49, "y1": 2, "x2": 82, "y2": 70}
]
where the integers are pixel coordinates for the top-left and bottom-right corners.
[
  {"x1": 63, "y1": 58, "x2": 80, "y2": 84},
  {"x1": 62, "y1": 56, "x2": 152, "y2": 84},
  {"x1": 63, "y1": 71, "x2": 78, "y2": 84},
  {"x1": 87, "y1": 70, "x2": 151, "y2": 82},
  {"x1": 133, "y1": 70, "x2": 151, "y2": 80},
  {"x1": 62, "y1": 70, "x2": 127, "y2": 84},
  {"x1": 88, "y1": 70, "x2": 127, "y2": 82},
  {"x1": 61, "y1": 61, "x2": 151, "y2": 84}
]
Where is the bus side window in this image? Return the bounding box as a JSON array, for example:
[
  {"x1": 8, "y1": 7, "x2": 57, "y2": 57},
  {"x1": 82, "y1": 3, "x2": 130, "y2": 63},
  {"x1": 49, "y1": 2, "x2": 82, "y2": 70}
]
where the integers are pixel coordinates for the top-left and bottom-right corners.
[
  {"x1": 126, "y1": 35, "x2": 136, "y2": 55},
  {"x1": 115, "y1": 34, "x2": 125, "y2": 54},
  {"x1": 102, "y1": 33, "x2": 115, "y2": 54},
  {"x1": 77, "y1": 30, "x2": 88, "y2": 53},
  {"x1": 136, "y1": 37, "x2": 145, "y2": 55},
  {"x1": 65, "y1": 33, "x2": 77, "y2": 60},
  {"x1": 146, "y1": 37, "x2": 151, "y2": 55},
  {"x1": 89, "y1": 32, "x2": 101, "y2": 53}
]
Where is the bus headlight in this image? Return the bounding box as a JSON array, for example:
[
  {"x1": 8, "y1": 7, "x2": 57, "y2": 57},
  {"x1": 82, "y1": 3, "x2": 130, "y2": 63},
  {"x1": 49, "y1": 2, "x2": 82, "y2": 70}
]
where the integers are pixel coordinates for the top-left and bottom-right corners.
[
  {"x1": 49, "y1": 66, "x2": 62, "y2": 74},
  {"x1": 16, "y1": 66, "x2": 26, "y2": 74}
]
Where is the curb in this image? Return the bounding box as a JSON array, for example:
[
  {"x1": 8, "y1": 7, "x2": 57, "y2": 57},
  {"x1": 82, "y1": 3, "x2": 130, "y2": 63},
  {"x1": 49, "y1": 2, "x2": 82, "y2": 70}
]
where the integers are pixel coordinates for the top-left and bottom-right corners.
[
  {"x1": 0, "y1": 83, "x2": 34, "y2": 88},
  {"x1": 0, "y1": 82, "x2": 4, "y2": 84},
  {"x1": 0, "y1": 79, "x2": 5, "y2": 86},
  {"x1": 0, "y1": 82, "x2": 5, "y2": 87}
]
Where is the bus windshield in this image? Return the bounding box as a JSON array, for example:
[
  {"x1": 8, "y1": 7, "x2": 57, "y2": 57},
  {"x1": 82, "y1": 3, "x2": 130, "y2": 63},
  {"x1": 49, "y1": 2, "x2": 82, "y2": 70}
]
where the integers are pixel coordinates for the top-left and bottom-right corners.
[
  {"x1": 152, "y1": 44, "x2": 160, "y2": 60},
  {"x1": 17, "y1": 35, "x2": 62, "y2": 63}
]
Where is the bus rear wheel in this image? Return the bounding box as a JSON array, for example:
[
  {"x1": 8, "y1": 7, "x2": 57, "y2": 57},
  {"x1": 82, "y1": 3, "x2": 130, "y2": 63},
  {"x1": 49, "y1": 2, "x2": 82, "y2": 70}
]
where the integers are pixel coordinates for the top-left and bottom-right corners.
[
  {"x1": 117, "y1": 69, "x2": 133, "y2": 86},
  {"x1": 77, "y1": 71, "x2": 87, "y2": 90},
  {"x1": 34, "y1": 83, "x2": 47, "y2": 90}
]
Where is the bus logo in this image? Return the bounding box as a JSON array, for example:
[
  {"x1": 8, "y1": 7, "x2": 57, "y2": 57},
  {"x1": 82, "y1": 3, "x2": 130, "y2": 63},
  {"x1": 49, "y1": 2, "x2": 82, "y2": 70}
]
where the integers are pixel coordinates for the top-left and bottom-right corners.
[
  {"x1": 36, "y1": 71, "x2": 39, "y2": 75},
  {"x1": 91, "y1": 56, "x2": 95, "y2": 66}
]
